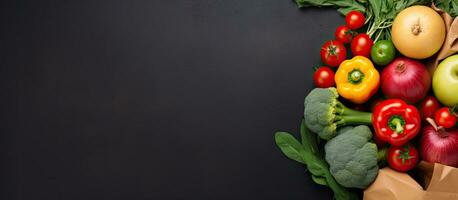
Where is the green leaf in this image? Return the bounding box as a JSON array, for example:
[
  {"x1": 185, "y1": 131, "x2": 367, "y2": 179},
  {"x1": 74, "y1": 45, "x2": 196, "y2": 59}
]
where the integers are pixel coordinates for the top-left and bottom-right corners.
[
  {"x1": 300, "y1": 119, "x2": 318, "y2": 154},
  {"x1": 275, "y1": 132, "x2": 306, "y2": 164},
  {"x1": 311, "y1": 174, "x2": 328, "y2": 186},
  {"x1": 451, "y1": 0, "x2": 458, "y2": 17},
  {"x1": 381, "y1": 0, "x2": 392, "y2": 14},
  {"x1": 367, "y1": 0, "x2": 382, "y2": 22},
  {"x1": 295, "y1": 0, "x2": 365, "y2": 14},
  {"x1": 295, "y1": 0, "x2": 333, "y2": 8},
  {"x1": 277, "y1": 123, "x2": 358, "y2": 200},
  {"x1": 332, "y1": 0, "x2": 366, "y2": 13},
  {"x1": 439, "y1": 0, "x2": 451, "y2": 12},
  {"x1": 337, "y1": 7, "x2": 357, "y2": 15},
  {"x1": 304, "y1": 156, "x2": 327, "y2": 176}
]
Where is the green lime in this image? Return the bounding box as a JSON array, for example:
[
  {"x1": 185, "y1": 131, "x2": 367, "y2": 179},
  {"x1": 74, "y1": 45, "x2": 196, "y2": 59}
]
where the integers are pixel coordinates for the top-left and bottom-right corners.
[{"x1": 371, "y1": 40, "x2": 396, "y2": 66}]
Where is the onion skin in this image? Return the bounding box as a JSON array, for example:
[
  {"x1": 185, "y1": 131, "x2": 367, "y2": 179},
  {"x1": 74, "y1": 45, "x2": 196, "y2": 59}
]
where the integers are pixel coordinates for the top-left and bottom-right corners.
[
  {"x1": 420, "y1": 126, "x2": 458, "y2": 167},
  {"x1": 381, "y1": 57, "x2": 431, "y2": 103},
  {"x1": 391, "y1": 5, "x2": 446, "y2": 59}
]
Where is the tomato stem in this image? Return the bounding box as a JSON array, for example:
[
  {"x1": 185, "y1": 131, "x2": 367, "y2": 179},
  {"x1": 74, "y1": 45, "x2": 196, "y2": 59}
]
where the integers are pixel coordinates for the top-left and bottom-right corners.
[
  {"x1": 398, "y1": 145, "x2": 413, "y2": 165},
  {"x1": 450, "y1": 105, "x2": 458, "y2": 118}
]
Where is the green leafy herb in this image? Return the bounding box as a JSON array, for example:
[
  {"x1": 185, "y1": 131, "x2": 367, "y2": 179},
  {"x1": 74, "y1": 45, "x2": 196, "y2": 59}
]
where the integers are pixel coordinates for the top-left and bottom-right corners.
[
  {"x1": 293, "y1": 0, "x2": 458, "y2": 42},
  {"x1": 436, "y1": 0, "x2": 458, "y2": 16},
  {"x1": 275, "y1": 132, "x2": 306, "y2": 164},
  {"x1": 295, "y1": 0, "x2": 366, "y2": 14},
  {"x1": 365, "y1": 0, "x2": 431, "y2": 41},
  {"x1": 274, "y1": 120, "x2": 358, "y2": 200}
]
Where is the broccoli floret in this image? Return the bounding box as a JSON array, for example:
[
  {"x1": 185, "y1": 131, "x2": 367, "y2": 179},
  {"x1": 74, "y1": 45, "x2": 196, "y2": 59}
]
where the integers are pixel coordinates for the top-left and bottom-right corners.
[
  {"x1": 324, "y1": 125, "x2": 378, "y2": 189},
  {"x1": 304, "y1": 87, "x2": 372, "y2": 140}
]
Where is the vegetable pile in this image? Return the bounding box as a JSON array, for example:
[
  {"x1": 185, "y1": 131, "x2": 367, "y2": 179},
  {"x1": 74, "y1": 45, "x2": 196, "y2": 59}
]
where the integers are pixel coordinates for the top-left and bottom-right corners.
[{"x1": 275, "y1": 2, "x2": 458, "y2": 200}]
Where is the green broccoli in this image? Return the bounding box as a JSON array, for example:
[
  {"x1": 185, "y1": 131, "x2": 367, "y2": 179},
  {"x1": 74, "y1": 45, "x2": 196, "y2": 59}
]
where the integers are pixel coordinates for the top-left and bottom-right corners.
[
  {"x1": 304, "y1": 87, "x2": 372, "y2": 140},
  {"x1": 275, "y1": 120, "x2": 358, "y2": 200},
  {"x1": 324, "y1": 125, "x2": 378, "y2": 189}
]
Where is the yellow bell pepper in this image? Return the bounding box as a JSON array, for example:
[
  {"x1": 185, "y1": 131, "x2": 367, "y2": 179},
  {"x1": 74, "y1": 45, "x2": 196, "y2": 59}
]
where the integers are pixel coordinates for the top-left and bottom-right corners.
[{"x1": 335, "y1": 56, "x2": 380, "y2": 104}]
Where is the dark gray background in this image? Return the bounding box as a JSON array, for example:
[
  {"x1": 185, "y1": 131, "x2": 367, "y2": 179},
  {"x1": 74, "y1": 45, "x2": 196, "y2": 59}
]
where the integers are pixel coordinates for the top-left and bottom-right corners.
[{"x1": 1, "y1": 0, "x2": 343, "y2": 199}]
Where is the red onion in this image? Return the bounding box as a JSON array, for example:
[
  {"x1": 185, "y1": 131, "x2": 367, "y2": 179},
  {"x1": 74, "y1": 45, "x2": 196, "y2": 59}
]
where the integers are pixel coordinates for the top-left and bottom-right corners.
[
  {"x1": 381, "y1": 57, "x2": 431, "y2": 103},
  {"x1": 420, "y1": 119, "x2": 458, "y2": 167}
]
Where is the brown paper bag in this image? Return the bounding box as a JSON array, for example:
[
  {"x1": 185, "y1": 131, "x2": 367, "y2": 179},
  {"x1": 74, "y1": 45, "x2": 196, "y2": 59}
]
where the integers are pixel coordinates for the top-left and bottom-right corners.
[
  {"x1": 426, "y1": 5, "x2": 458, "y2": 74},
  {"x1": 364, "y1": 162, "x2": 458, "y2": 200}
]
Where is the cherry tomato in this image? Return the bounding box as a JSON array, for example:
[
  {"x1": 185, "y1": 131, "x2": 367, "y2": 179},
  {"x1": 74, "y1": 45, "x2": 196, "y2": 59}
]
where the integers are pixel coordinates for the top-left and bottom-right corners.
[
  {"x1": 313, "y1": 67, "x2": 335, "y2": 88},
  {"x1": 334, "y1": 25, "x2": 354, "y2": 44},
  {"x1": 320, "y1": 40, "x2": 347, "y2": 67},
  {"x1": 351, "y1": 33, "x2": 373, "y2": 57},
  {"x1": 387, "y1": 144, "x2": 419, "y2": 172},
  {"x1": 435, "y1": 107, "x2": 457, "y2": 128},
  {"x1": 420, "y1": 96, "x2": 440, "y2": 121},
  {"x1": 345, "y1": 11, "x2": 365, "y2": 30}
]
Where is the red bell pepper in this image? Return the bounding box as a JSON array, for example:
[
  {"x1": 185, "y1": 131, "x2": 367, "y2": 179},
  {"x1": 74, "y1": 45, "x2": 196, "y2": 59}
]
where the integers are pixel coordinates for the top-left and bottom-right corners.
[{"x1": 372, "y1": 99, "x2": 421, "y2": 146}]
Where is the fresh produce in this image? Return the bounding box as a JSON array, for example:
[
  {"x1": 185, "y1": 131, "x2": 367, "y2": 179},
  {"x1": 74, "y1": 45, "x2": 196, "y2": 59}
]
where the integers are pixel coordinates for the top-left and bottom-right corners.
[
  {"x1": 391, "y1": 6, "x2": 446, "y2": 59},
  {"x1": 433, "y1": 55, "x2": 458, "y2": 106},
  {"x1": 435, "y1": 0, "x2": 458, "y2": 17},
  {"x1": 314, "y1": 67, "x2": 335, "y2": 88},
  {"x1": 324, "y1": 125, "x2": 378, "y2": 189},
  {"x1": 434, "y1": 107, "x2": 457, "y2": 129},
  {"x1": 320, "y1": 40, "x2": 347, "y2": 67},
  {"x1": 345, "y1": 11, "x2": 365, "y2": 30},
  {"x1": 420, "y1": 119, "x2": 458, "y2": 167},
  {"x1": 294, "y1": 0, "x2": 458, "y2": 43},
  {"x1": 294, "y1": 0, "x2": 365, "y2": 15},
  {"x1": 303, "y1": 87, "x2": 372, "y2": 140},
  {"x1": 335, "y1": 25, "x2": 354, "y2": 44},
  {"x1": 371, "y1": 40, "x2": 395, "y2": 66},
  {"x1": 420, "y1": 96, "x2": 440, "y2": 122},
  {"x1": 372, "y1": 99, "x2": 421, "y2": 146},
  {"x1": 275, "y1": 121, "x2": 358, "y2": 200},
  {"x1": 335, "y1": 56, "x2": 379, "y2": 104},
  {"x1": 277, "y1": 2, "x2": 458, "y2": 198},
  {"x1": 381, "y1": 57, "x2": 431, "y2": 103},
  {"x1": 387, "y1": 144, "x2": 419, "y2": 172},
  {"x1": 351, "y1": 34, "x2": 373, "y2": 57}
]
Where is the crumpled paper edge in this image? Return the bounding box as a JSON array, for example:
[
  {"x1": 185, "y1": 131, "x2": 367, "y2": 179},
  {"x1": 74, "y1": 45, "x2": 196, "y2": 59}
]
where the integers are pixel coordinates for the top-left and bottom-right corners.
[{"x1": 426, "y1": 4, "x2": 458, "y2": 74}]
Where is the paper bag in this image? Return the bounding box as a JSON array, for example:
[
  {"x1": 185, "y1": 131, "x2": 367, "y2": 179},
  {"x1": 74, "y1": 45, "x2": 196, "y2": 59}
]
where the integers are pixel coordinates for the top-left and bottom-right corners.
[
  {"x1": 364, "y1": 162, "x2": 458, "y2": 200},
  {"x1": 426, "y1": 5, "x2": 458, "y2": 73}
]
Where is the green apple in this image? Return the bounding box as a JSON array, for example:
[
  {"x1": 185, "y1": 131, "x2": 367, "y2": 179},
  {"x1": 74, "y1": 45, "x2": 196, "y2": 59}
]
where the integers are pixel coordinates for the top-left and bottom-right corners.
[{"x1": 433, "y1": 55, "x2": 458, "y2": 106}]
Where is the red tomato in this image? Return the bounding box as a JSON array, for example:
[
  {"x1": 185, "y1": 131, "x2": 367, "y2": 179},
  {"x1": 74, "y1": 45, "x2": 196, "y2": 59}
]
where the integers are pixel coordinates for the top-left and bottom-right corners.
[
  {"x1": 351, "y1": 33, "x2": 373, "y2": 57},
  {"x1": 320, "y1": 40, "x2": 347, "y2": 67},
  {"x1": 435, "y1": 107, "x2": 457, "y2": 128},
  {"x1": 387, "y1": 144, "x2": 419, "y2": 172},
  {"x1": 335, "y1": 25, "x2": 354, "y2": 44},
  {"x1": 346, "y1": 11, "x2": 365, "y2": 30},
  {"x1": 420, "y1": 96, "x2": 440, "y2": 121},
  {"x1": 313, "y1": 67, "x2": 335, "y2": 88}
]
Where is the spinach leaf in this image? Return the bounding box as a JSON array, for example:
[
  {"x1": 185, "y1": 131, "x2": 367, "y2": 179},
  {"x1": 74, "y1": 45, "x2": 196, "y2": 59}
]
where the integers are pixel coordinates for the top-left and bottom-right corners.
[
  {"x1": 300, "y1": 119, "x2": 318, "y2": 154},
  {"x1": 295, "y1": 0, "x2": 366, "y2": 14},
  {"x1": 452, "y1": 0, "x2": 458, "y2": 16},
  {"x1": 367, "y1": 0, "x2": 382, "y2": 21},
  {"x1": 312, "y1": 174, "x2": 328, "y2": 186},
  {"x1": 275, "y1": 132, "x2": 306, "y2": 164},
  {"x1": 436, "y1": 0, "x2": 458, "y2": 17},
  {"x1": 275, "y1": 121, "x2": 358, "y2": 200}
]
